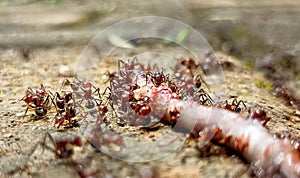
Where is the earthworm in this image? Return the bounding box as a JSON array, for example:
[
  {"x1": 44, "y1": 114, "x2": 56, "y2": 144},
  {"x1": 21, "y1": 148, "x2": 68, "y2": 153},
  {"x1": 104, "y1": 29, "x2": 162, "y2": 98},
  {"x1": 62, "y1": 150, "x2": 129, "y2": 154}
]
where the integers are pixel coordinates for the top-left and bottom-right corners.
[
  {"x1": 136, "y1": 82, "x2": 300, "y2": 178},
  {"x1": 110, "y1": 58, "x2": 300, "y2": 177}
]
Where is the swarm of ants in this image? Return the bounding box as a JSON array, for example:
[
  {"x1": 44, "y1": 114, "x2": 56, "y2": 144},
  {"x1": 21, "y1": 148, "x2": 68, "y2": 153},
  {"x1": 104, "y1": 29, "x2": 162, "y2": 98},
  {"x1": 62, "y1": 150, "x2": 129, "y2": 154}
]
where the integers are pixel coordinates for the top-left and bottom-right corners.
[{"x1": 19, "y1": 55, "x2": 300, "y2": 178}]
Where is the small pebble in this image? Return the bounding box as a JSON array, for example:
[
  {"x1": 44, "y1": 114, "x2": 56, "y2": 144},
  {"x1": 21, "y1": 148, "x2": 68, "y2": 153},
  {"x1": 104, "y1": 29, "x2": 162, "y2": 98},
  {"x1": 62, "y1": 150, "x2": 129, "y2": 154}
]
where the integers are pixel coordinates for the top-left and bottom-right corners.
[
  {"x1": 3, "y1": 134, "x2": 13, "y2": 138},
  {"x1": 294, "y1": 110, "x2": 300, "y2": 117},
  {"x1": 15, "y1": 112, "x2": 24, "y2": 117},
  {"x1": 58, "y1": 65, "x2": 73, "y2": 77},
  {"x1": 0, "y1": 140, "x2": 7, "y2": 149}
]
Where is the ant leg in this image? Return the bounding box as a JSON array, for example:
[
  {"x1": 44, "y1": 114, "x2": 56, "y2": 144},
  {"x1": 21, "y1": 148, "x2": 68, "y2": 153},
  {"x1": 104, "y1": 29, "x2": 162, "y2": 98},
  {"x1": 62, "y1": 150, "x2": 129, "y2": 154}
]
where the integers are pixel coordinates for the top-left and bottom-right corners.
[
  {"x1": 40, "y1": 84, "x2": 45, "y2": 91},
  {"x1": 22, "y1": 107, "x2": 29, "y2": 120},
  {"x1": 43, "y1": 132, "x2": 56, "y2": 153},
  {"x1": 43, "y1": 95, "x2": 52, "y2": 110},
  {"x1": 118, "y1": 60, "x2": 126, "y2": 75},
  {"x1": 235, "y1": 100, "x2": 247, "y2": 112},
  {"x1": 29, "y1": 132, "x2": 56, "y2": 157},
  {"x1": 27, "y1": 87, "x2": 34, "y2": 94}
]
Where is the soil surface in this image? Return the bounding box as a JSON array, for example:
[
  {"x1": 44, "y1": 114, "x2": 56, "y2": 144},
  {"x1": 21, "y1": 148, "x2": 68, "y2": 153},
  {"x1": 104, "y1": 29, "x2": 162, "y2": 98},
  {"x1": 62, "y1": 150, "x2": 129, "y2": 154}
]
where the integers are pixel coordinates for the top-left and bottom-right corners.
[
  {"x1": 0, "y1": 47, "x2": 299, "y2": 178},
  {"x1": 0, "y1": 1, "x2": 299, "y2": 178}
]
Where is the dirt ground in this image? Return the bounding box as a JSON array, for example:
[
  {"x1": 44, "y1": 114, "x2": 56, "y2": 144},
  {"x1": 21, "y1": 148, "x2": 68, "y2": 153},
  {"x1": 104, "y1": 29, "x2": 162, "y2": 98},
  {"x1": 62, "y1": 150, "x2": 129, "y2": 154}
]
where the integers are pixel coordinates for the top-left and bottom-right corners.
[
  {"x1": 0, "y1": 1, "x2": 300, "y2": 178},
  {"x1": 0, "y1": 46, "x2": 299, "y2": 178}
]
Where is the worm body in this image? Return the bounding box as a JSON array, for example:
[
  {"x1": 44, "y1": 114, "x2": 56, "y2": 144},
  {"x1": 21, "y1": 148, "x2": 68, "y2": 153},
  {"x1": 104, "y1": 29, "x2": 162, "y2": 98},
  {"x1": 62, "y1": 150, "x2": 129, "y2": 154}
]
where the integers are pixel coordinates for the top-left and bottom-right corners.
[
  {"x1": 137, "y1": 82, "x2": 300, "y2": 177},
  {"x1": 175, "y1": 100, "x2": 300, "y2": 178}
]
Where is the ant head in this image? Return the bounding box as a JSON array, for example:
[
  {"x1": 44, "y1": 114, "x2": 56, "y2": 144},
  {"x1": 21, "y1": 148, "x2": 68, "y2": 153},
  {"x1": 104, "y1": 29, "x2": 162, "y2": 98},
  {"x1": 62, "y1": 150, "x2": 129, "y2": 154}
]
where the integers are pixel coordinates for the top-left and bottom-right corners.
[{"x1": 64, "y1": 91, "x2": 73, "y2": 102}]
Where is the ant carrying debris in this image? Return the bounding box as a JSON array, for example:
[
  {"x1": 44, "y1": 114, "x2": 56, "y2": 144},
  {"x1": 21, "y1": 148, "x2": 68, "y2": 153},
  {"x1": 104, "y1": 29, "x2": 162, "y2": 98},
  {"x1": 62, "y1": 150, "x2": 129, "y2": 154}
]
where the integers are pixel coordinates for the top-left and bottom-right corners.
[{"x1": 21, "y1": 84, "x2": 52, "y2": 119}]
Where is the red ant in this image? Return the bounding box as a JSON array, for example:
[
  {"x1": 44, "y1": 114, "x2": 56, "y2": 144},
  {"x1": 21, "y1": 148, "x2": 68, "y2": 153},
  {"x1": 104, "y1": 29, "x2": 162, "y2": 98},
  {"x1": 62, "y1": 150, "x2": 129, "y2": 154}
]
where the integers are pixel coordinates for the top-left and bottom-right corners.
[
  {"x1": 31, "y1": 132, "x2": 82, "y2": 159},
  {"x1": 94, "y1": 87, "x2": 116, "y2": 119},
  {"x1": 217, "y1": 99, "x2": 247, "y2": 113},
  {"x1": 30, "y1": 133, "x2": 101, "y2": 178},
  {"x1": 62, "y1": 77, "x2": 100, "y2": 109},
  {"x1": 61, "y1": 75, "x2": 83, "y2": 91},
  {"x1": 79, "y1": 82, "x2": 99, "y2": 109},
  {"x1": 22, "y1": 84, "x2": 52, "y2": 118},
  {"x1": 130, "y1": 99, "x2": 152, "y2": 117},
  {"x1": 54, "y1": 91, "x2": 73, "y2": 110},
  {"x1": 54, "y1": 105, "x2": 78, "y2": 128},
  {"x1": 274, "y1": 85, "x2": 297, "y2": 106},
  {"x1": 248, "y1": 108, "x2": 270, "y2": 126},
  {"x1": 146, "y1": 70, "x2": 168, "y2": 87},
  {"x1": 15, "y1": 47, "x2": 35, "y2": 61},
  {"x1": 88, "y1": 106, "x2": 124, "y2": 149},
  {"x1": 118, "y1": 58, "x2": 139, "y2": 74},
  {"x1": 52, "y1": 90, "x2": 82, "y2": 128},
  {"x1": 179, "y1": 57, "x2": 200, "y2": 70},
  {"x1": 194, "y1": 89, "x2": 214, "y2": 106}
]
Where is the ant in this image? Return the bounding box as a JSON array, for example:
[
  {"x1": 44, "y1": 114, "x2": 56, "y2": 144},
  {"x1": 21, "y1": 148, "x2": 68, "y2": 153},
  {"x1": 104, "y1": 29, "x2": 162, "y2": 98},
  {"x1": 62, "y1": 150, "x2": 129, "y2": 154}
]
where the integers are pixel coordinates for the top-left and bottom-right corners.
[
  {"x1": 194, "y1": 74, "x2": 206, "y2": 88},
  {"x1": 53, "y1": 91, "x2": 73, "y2": 110},
  {"x1": 179, "y1": 57, "x2": 199, "y2": 70},
  {"x1": 30, "y1": 132, "x2": 82, "y2": 159},
  {"x1": 218, "y1": 99, "x2": 247, "y2": 113},
  {"x1": 30, "y1": 133, "x2": 101, "y2": 178},
  {"x1": 94, "y1": 87, "x2": 116, "y2": 120},
  {"x1": 88, "y1": 107, "x2": 124, "y2": 149},
  {"x1": 146, "y1": 70, "x2": 168, "y2": 87},
  {"x1": 61, "y1": 75, "x2": 83, "y2": 91},
  {"x1": 52, "y1": 90, "x2": 82, "y2": 128},
  {"x1": 15, "y1": 47, "x2": 35, "y2": 61},
  {"x1": 118, "y1": 58, "x2": 139, "y2": 73},
  {"x1": 274, "y1": 85, "x2": 296, "y2": 106},
  {"x1": 194, "y1": 89, "x2": 214, "y2": 106},
  {"x1": 54, "y1": 104, "x2": 78, "y2": 128},
  {"x1": 22, "y1": 84, "x2": 52, "y2": 119},
  {"x1": 130, "y1": 98, "x2": 152, "y2": 117},
  {"x1": 248, "y1": 108, "x2": 270, "y2": 126},
  {"x1": 80, "y1": 82, "x2": 99, "y2": 109},
  {"x1": 62, "y1": 77, "x2": 100, "y2": 110}
]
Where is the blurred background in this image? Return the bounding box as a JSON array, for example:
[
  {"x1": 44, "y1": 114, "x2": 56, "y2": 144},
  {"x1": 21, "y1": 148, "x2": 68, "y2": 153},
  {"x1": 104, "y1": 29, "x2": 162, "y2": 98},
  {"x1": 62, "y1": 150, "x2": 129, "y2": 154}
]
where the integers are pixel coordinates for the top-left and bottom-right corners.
[{"x1": 0, "y1": 0, "x2": 299, "y2": 104}]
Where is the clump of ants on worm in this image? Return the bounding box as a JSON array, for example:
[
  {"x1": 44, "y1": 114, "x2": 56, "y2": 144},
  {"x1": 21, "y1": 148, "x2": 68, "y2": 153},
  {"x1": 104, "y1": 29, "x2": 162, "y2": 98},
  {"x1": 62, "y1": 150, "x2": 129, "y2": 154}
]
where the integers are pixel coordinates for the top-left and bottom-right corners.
[{"x1": 105, "y1": 57, "x2": 300, "y2": 178}]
